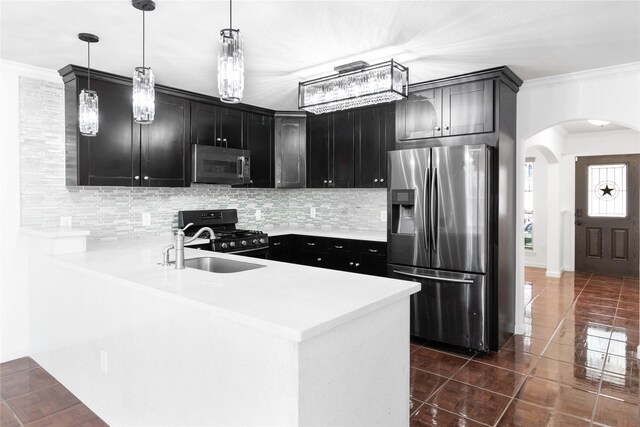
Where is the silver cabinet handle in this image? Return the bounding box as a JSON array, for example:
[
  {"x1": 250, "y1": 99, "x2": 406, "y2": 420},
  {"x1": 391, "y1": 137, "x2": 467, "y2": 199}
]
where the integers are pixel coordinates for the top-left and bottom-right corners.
[
  {"x1": 334, "y1": 245, "x2": 343, "y2": 249},
  {"x1": 380, "y1": 178, "x2": 384, "y2": 183},
  {"x1": 328, "y1": 180, "x2": 333, "y2": 184},
  {"x1": 435, "y1": 126, "x2": 441, "y2": 131},
  {"x1": 317, "y1": 257, "x2": 322, "y2": 261},
  {"x1": 392, "y1": 270, "x2": 474, "y2": 284},
  {"x1": 249, "y1": 180, "x2": 253, "y2": 184},
  {"x1": 349, "y1": 262, "x2": 354, "y2": 266},
  {"x1": 306, "y1": 242, "x2": 315, "y2": 246},
  {"x1": 368, "y1": 249, "x2": 378, "y2": 253},
  {"x1": 143, "y1": 176, "x2": 149, "y2": 181},
  {"x1": 134, "y1": 175, "x2": 140, "y2": 180},
  {"x1": 272, "y1": 242, "x2": 282, "y2": 246},
  {"x1": 323, "y1": 180, "x2": 328, "y2": 184},
  {"x1": 374, "y1": 179, "x2": 379, "y2": 183},
  {"x1": 355, "y1": 263, "x2": 360, "y2": 267}
]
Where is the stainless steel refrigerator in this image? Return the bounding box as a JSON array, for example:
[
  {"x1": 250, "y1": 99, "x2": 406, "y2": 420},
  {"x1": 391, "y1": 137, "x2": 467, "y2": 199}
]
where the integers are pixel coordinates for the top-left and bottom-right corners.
[{"x1": 387, "y1": 145, "x2": 492, "y2": 351}]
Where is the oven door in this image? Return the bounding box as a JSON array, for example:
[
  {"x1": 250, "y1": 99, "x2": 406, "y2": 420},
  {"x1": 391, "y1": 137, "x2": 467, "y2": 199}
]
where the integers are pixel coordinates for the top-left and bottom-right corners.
[
  {"x1": 228, "y1": 246, "x2": 270, "y2": 260},
  {"x1": 192, "y1": 145, "x2": 250, "y2": 185}
]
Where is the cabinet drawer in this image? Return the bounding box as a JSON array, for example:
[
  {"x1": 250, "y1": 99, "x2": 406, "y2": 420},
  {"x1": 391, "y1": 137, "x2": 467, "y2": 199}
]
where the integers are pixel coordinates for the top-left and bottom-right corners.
[
  {"x1": 300, "y1": 251, "x2": 328, "y2": 268},
  {"x1": 358, "y1": 241, "x2": 387, "y2": 257},
  {"x1": 326, "y1": 238, "x2": 352, "y2": 254},
  {"x1": 299, "y1": 236, "x2": 326, "y2": 252}
]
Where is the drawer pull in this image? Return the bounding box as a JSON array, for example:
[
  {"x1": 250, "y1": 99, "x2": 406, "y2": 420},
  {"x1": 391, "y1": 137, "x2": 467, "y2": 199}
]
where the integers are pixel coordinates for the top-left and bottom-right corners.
[
  {"x1": 368, "y1": 249, "x2": 379, "y2": 253},
  {"x1": 306, "y1": 242, "x2": 315, "y2": 246},
  {"x1": 272, "y1": 242, "x2": 282, "y2": 246},
  {"x1": 317, "y1": 257, "x2": 322, "y2": 261},
  {"x1": 334, "y1": 245, "x2": 344, "y2": 249}
]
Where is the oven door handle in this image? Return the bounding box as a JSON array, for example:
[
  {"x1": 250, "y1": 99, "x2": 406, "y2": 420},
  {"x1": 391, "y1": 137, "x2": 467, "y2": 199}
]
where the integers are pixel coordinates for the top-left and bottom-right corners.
[{"x1": 228, "y1": 247, "x2": 268, "y2": 255}]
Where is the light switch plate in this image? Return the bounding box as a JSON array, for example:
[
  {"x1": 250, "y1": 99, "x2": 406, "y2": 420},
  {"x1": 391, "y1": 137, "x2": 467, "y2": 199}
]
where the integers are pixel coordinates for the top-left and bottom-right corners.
[
  {"x1": 60, "y1": 216, "x2": 72, "y2": 228},
  {"x1": 142, "y1": 213, "x2": 151, "y2": 226},
  {"x1": 380, "y1": 210, "x2": 387, "y2": 222},
  {"x1": 310, "y1": 207, "x2": 317, "y2": 218},
  {"x1": 255, "y1": 209, "x2": 262, "y2": 220},
  {"x1": 100, "y1": 350, "x2": 108, "y2": 374}
]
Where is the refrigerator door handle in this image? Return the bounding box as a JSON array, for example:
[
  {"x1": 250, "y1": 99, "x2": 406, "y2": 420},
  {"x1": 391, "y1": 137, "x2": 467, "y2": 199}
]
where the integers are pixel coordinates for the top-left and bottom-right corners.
[
  {"x1": 430, "y1": 167, "x2": 438, "y2": 251},
  {"x1": 423, "y1": 167, "x2": 430, "y2": 251},
  {"x1": 392, "y1": 270, "x2": 474, "y2": 284}
]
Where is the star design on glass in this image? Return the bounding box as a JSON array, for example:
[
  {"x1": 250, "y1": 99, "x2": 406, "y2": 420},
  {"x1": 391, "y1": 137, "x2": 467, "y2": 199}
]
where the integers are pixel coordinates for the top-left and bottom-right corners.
[{"x1": 600, "y1": 184, "x2": 614, "y2": 197}]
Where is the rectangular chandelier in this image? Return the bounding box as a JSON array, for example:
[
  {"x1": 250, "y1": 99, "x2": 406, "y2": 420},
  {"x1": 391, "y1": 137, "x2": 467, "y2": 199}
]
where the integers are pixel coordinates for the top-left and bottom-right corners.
[{"x1": 298, "y1": 59, "x2": 409, "y2": 115}]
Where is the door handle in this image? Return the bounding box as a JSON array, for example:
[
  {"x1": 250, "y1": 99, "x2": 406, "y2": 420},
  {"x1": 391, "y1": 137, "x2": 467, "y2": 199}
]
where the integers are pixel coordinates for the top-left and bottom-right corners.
[
  {"x1": 576, "y1": 220, "x2": 583, "y2": 226},
  {"x1": 393, "y1": 270, "x2": 474, "y2": 284}
]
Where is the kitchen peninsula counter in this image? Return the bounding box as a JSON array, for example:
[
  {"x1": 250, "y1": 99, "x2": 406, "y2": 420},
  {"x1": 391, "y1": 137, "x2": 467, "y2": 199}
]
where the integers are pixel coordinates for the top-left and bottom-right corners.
[
  {"x1": 267, "y1": 226, "x2": 386, "y2": 242},
  {"x1": 27, "y1": 234, "x2": 418, "y2": 426}
]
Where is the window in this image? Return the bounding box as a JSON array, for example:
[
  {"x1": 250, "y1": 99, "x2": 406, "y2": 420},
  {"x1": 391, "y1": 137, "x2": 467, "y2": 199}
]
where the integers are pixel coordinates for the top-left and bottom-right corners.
[
  {"x1": 524, "y1": 159, "x2": 534, "y2": 250},
  {"x1": 587, "y1": 163, "x2": 627, "y2": 217}
]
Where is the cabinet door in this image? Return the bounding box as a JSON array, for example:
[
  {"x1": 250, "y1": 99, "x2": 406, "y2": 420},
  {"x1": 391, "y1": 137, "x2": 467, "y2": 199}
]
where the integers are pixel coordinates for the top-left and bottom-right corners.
[
  {"x1": 141, "y1": 92, "x2": 191, "y2": 187},
  {"x1": 245, "y1": 113, "x2": 273, "y2": 188},
  {"x1": 76, "y1": 78, "x2": 138, "y2": 186},
  {"x1": 307, "y1": 115, "x2": 330, "y2": 188},
  {"x1": 379, "y1": 104, "x2": 395, "y2": 185},
  {"x1": 331, "y1": 111, "x2": 355, "y2": 188},
  {"x1": 218, "y1": 107, "x2": 243, "y2": 149},
  {"x1": 275, "y1": 115, "x2": 306, "y2": 188},
  {"x1": 191, "y1": 101, "x2": 217, "y2": 145},
  {"x1": 442, "y1": 80, "x2": 493, "y2": 136},
  {"x1": 355, "y1": 107, "x2": 382, "y2": 188},
  {"x1": 396, "y1": 88, "x2": 443, "y2": 141}
]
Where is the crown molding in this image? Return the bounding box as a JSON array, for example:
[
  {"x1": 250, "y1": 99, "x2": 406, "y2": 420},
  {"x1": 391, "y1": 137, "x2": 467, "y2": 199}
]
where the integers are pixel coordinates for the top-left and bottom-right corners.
[
  {"x1": 1, "y1": 60, "x2": 61, "y2": 83},
  {"x1": 521, "y1": 62, "x2": 640, "y2": 89}
]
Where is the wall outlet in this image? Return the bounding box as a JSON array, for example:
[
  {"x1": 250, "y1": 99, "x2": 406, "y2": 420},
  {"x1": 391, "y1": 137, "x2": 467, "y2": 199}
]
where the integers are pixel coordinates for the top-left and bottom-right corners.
[
  {"x1": 255, "y1": 209, "x2": 262, "y2": 220},
  {"x1": 60, "y1": 216, "x2": 72, "y2": 228},
  {"x1": 310, "y1": 207, "x2": 317, "y2": 218},
  {"x1": 142, "y1": 212, "x2": 151, "y2": 226},
  {"x1": 380, "y1": 210, "x2": 387, "y2": 222},
  {"x1": 100, "y1": 350, "x2": 108, "y2": 374}
]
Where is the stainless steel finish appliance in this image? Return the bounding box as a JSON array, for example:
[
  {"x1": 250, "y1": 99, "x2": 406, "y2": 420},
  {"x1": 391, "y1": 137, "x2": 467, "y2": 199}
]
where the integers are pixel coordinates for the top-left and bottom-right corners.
[
  {"x1": 178, "y1": 209, "x2": 269, "y2": 259},
  {"x1": 192, "y1": 145, "x2": 250, "y2": 185},
  {"x1": 387, "y1": 145, "x2": 491, "y2": 351}
]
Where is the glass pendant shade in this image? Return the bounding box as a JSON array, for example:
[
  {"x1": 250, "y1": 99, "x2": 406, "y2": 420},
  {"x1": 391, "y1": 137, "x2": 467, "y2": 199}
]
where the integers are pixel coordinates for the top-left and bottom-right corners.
[
  {"x1": 133, "y1": 66, "x2": 155, "y2": 123},
  {"x1": 299, "y1": 60, "x2": 409, "y2": 115},
  {"x1": 218, "y1": 29, "x2": 244, "y2": 103},
  {"x1": 78, "y1": 89, "x2": 99, "y2": 136}
]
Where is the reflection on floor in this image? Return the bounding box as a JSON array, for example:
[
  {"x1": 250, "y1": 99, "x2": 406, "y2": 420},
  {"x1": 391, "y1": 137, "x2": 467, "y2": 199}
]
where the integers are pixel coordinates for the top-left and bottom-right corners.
[{"x1": 411, "y1": 267, "x2": 640, "y2": 426}]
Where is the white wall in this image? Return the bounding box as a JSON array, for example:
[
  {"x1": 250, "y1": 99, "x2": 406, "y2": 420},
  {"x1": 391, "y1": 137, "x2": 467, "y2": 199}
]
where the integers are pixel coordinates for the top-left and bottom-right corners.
[
  {"x1": 560, "y1": 129, "x2": 640, "y2": 271},
  {"x1": 516, "y1": 62, "x2": 640, "y2": 334},
  {"x1": 523, "y1": 148, "x2": 549, "y2": 269},
  {"x1": 0, "y1": 61, "x2": 61, "y2": 362}
]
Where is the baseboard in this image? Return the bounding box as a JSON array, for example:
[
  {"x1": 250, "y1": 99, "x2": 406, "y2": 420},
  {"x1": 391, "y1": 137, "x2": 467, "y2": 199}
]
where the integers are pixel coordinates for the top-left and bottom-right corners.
[
  {"x1": 525, "y1": 261, "x2": 547, "y2": 269},
  {"x1": 546, "y1": 270, "x2": 562, "y2": 278}
]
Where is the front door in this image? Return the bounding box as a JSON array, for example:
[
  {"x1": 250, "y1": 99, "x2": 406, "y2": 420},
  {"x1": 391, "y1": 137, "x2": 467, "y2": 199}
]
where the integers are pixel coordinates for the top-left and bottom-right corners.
[{"x1": 575, "y1": 154, "x2": 640, "y2": 277}]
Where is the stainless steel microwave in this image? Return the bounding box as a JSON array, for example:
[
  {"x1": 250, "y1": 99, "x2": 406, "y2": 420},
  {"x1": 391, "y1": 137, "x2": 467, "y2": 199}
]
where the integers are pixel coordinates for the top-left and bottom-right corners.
[{"x1": 192, "y1": 145, "x2": 251, "y2": 185}]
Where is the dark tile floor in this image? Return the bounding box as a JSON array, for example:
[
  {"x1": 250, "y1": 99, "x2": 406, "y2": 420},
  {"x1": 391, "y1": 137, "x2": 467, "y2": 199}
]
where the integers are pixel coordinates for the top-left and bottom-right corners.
[
  {"x1": 411, "y1": 268, "x2": 640, "y2": 426},
  {"x1": 1, "y1": 268, "x2": 638, "y2": 426},
  {"x1": 0, "y1": 358, "x2": 106, "y2": 427}
]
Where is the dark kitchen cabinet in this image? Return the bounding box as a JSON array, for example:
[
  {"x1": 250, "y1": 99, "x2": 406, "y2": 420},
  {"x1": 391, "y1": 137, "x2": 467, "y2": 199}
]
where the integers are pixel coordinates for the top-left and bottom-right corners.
[
  {"x1": 62, "y1": 72, "x2": 190, "y2": 187},
  {"x1": 244, "y1": 113, "x2": 274, "y2": 188},
  {"x1": 355, "y1": 104, "x2": 395, "y2": 188},
  {"x1": 306, "y1": 111, "x2": 355, "y2": 188},
  {"x1": 275, "y1": 112, "x2": 307, "y2": 188},
  {"x1": 397, "y1": 79, "x2": 493, "y2": 142},
  {"x1": 269, "y1": 235, "x2": 299, "y2": 263},
  {"x1": 190, "y1": 101, "x2": 244, "y2": 149}
]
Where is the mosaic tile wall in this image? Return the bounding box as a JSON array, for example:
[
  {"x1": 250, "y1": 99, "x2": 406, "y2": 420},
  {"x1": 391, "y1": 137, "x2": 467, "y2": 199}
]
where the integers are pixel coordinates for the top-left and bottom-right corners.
[{"x1": 19, "y1": 76, "x2": 387, "y2": 241}]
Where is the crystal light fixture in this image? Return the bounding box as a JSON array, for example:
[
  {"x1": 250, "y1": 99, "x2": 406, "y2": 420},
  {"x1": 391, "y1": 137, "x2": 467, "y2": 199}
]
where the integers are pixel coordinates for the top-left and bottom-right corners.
[
  {"x1": 78, "y1": 33, "x2": 99, "y2": 136},
  {"x1": 298, "y1": 60, "x2": 409, "y2": 115},
  {"x1": 218, "y1": 0, "x2": 244, "y2": 103},
  {"x1": 132, "y1": 0, "x2": 155, "y2": 124}
]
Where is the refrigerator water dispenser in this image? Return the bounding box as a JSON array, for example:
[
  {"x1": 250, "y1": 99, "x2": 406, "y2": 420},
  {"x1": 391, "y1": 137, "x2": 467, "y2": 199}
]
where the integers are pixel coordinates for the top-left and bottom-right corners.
[{"x1": 391, "y1": 189, "x2": 415, "y2": 235}]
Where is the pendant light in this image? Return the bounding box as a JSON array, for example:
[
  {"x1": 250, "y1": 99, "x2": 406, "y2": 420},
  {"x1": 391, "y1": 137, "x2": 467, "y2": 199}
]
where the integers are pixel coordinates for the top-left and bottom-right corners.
[
  {"x1": 78, "y1": 33, "x2": 99, "y2": 136},
  {"x1": 218, "y1": 0, "x2": 244, "y2": 103},
  {"x1": 132, "y1": 0, "x2": 155, "y2": 124}
]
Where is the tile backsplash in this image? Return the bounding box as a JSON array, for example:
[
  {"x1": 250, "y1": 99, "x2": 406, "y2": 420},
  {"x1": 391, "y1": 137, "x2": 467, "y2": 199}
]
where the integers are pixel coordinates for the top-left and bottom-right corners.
[{"x1": 19, "y1": 76, "x2": 386, "y2": 241}]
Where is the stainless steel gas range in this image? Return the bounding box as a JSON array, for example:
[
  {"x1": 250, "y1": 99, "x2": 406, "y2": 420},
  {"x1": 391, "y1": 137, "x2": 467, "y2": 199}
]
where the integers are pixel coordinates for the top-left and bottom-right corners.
[{"x1": 178, "y1": 209, "x2": 269, "y2": 259}]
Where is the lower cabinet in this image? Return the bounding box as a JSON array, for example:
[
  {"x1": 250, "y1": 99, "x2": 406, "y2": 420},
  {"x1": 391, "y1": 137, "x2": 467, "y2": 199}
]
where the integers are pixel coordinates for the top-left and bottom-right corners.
[{"x1": 269, "y1": 235, "x2": 387, "y2": 277}]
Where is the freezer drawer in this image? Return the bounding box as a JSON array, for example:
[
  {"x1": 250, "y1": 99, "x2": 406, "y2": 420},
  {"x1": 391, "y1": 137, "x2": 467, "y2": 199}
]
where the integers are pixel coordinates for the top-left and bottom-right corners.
[{"x1": 388, "y1": 264, "x2": 487, "y2": 351}]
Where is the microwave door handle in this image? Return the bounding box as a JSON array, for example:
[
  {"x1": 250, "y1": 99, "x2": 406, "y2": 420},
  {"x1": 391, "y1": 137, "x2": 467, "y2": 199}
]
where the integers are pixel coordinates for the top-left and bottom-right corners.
[
  {"x1": 423, "y1": 167, "x2": 429, "y2": 252},
  {"x1": 238, "y1": 157, "x2": 245, "y2": 179}
]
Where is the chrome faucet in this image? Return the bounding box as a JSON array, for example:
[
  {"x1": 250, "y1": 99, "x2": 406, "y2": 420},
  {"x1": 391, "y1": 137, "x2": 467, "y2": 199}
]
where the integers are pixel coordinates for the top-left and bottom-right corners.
[{"x1": 162, "y1": 223, "x2": 215, "y2": 269}]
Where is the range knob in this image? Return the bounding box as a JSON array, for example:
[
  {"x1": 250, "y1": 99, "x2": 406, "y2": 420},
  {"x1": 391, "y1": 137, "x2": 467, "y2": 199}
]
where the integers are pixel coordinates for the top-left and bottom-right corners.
[
  {"x1": 259, "y1": 238, "x2": 267, "y2": 244},
  {"x1": 241, "y1": 240, "x2": 248, "y2": 246},
  {"x1": 221, "y1": 243, "x2": 228, "y2": 249},
  {"x1": 229, "y1": 241, "x2": 236, "y2": 248},
  {"x1": 252, "y1": 239, "x2": 258, "y2": 245}
]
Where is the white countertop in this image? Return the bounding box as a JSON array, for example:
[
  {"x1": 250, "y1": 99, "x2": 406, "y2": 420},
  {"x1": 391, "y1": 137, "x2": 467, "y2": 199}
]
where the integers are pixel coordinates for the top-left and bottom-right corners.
[
  {"x1": 265, "y1": 227, "x2": 386, "y2": 242},
  {"x1": 48, "y1": 235, "x2": 417, "y2": 342}
]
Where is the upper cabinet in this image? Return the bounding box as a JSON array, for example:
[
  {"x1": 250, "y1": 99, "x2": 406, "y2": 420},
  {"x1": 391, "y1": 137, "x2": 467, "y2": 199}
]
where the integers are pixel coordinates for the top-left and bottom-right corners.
[
  {"x1": 397, "y1": 80, "x2": 493, "y2": 142},
  {"x1": 307, "y1": 111, "x2": 355, "y2": 188},
  {"x1": 275, "y1": 112, "x2": 306, "y2": 188},
  {"x1": 355, "y1": 104, "x2": 395, "y2": 188},
  {"x1": 191, "y1": 102, "x2": 243, "y2": 149},
  {"x1": 244, "y1": 112, "x2": 274, "y2": 188}
]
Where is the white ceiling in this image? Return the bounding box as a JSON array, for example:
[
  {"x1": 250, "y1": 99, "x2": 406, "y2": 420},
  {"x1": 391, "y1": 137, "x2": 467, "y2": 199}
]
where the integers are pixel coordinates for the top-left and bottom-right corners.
[{"x1": 1, "y1": 1, "x2": 639, "y2": 110}]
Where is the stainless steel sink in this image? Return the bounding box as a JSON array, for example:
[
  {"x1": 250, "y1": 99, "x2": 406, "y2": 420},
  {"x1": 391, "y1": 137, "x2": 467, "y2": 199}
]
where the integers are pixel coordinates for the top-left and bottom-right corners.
[{"x1": 183, "y1": 257, "x2": 265, "y2": 274}]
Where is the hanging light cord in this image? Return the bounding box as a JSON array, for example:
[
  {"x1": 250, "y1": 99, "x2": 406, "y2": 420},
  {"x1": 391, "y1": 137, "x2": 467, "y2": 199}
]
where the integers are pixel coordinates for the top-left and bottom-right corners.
[
  {"x1": 142, "y1": 10, "x2": 146, "y2": 68},
  {"x1": 87, "y1": 42, "x2": 91, "y2": 91},
  {"x1": 229, "y1": 0, "x2": 232, "y2": 29}
]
